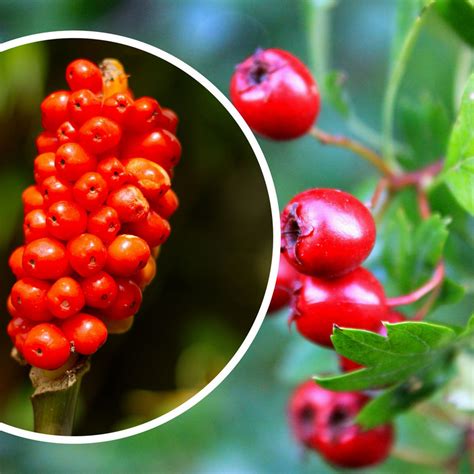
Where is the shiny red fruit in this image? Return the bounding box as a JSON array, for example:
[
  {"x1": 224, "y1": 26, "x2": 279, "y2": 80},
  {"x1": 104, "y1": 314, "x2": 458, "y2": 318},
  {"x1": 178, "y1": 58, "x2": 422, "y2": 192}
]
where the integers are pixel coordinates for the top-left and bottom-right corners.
[
  {"x1": 123, "y1": 158, "x2": 171, "y2": 201},
  {"x1": 22, "y1": 185, "x2": 44, "y2": 214},
  {"x1": 61, "y1": 313, "x2": 107, "y2": 355},
  {"x1": 81, "y1": 271, "x2": 118, "y2": 309},
  {"x1": 36, "y1": 132, "x2": 59, "y2": 154},
  {"x1": 67, "y1": 89, "x2": 102, "y2": 126},
  {"x1": 24, "y1": 209, "x2": 48, "y2": 243},
  {"x1": 124, "y1": 210, "x2": 170, "y2": 248},
  {"x1": 106, "y1": 234, "x2": 151, "y2": 277},
  {"x1": 23, "y1": 323, "x2": 71, "y2": 370},
  {"x1": 268, "y1": 254, "x2": 300, "y2": 313},
  {"x1": 102, "y1": 278, "x2": 142, "y2": 320},
  {"x1": 46, "y1": 277, "x2": 85, "y2": 319},
  {"x1": 7, "y1": 316, "x2": 35, "y2": 352},
  {"x1": 157, "y1": 107, "x2": 178, "y2": 134},
  {"x1": 281, "y1": 189, "x2": 376, "y2": 278},
  {"x1": 47, "y1": 200, "x2": 88, "y2": 241},
  {"x1": 66, "y1": 59, "x2": 103, "y2": 94},
  {"x1": 87, "y1": 206, "x2": 121, "y2": 244},
  {"x1": 41, "y1": 90, "x2": 70, "y2": 132},
  {"x1": 8, "y1": 246, "x2": 25, "y2": 279},
  {"x1": 23, "y1": 238, "x2": 70, "y2": 280},
  {"x1": 55, "y1": 143, "x2": 97, "y2": 182},
  {"x1": 40, "y1": 175, "x2": 73, "y2": 205},
  {"x1": 11, "y1": 278, "x2": 52, "y2": 322},
  {"x1": 34, "y1": 152, "x2": 56, "y2": 184},
  {"x1": 292, "y1": 267, "x2": 387, "y2": 347},
  {"x1": 125, "y1": 97, "x2": 162, "y2": 132},
  {"x1": 102, "y1": 93, "x2": 133, "y2": 125},
  {"x1": 107, "y1": 184, "x2": 150, "y2": 223},
  {"x1": 151, "y1": 188, "x2": 179, "y2": 219},
  {"x1": 67, "y1": 233, "x2": 107, "y2": 277},
  {"x1": 56, "y1": 121, "x2": 78, "y2": 145},
  {"x1": 288, "y1": 380, "x2": 394, "y2": 468},
  {"x1": 97, "y1": 155, "x2": 129, "y2": 191},
  {"x1": 79, "y1": 116, "x2": 122, "y2": 154},
  {"x1": 230, "y1": 49, "x2": 320, "y2": 140},
  {"x1": 73, "y1": 172, "x2": 109, "y2": 211}
]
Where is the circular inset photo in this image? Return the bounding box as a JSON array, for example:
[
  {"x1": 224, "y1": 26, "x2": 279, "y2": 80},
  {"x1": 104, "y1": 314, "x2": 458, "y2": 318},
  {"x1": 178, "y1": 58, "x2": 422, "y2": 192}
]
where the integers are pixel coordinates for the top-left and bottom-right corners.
[{"x1": 0, "y1": 33, "x2": 278, "y2": 441}]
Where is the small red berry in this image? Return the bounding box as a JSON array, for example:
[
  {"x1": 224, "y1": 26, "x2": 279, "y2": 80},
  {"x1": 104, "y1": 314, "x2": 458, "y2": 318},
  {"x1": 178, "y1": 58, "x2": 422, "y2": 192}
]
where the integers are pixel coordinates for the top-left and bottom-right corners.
[
  {"x1": 102, "y1": 278, "x2": 142, "y2": 320},
  {"x1": 97, "y1": 155, "x2": 129, "y2": 191},
  {"x1": 125, "y1": 97, "x2": 162, "y2": 132},
  {"x1": 61, "y1": 313, "x2": 108, "y2": 355},
  {"x1": 40, "y1": 175, "x2": 74, "y2": 206},
  {"x1": 11, "y1": 278, "x2": 52, "y2": 322},
  {"x1": 23, "y1": 323, "x2": 71, "y2": 370},
  {"x1": 47, "y1": 200, "x2": 88, "y2": 241},
  {"x1": 151, "y1": 188, "x2": 179, "y2": 219},
  {"x1": 22, "y1": 185, "x2": 44, "y2": 214},
  {"x1": 41, "y1": 90, "x2": 70, "y2": 132},
  {"x1": 67, "y1": 89, "x2": 102, "y2": 126},
  {"x1": 107, "y1": 184, "x2": 150, "y2": 223},
  {"x1": 8, "y1": 246, "x2": 25, "y2": 279},
  {"x1": 79, "y1": 116, "x2": 122, "y2": 154},
  {"x1": 106, "y1": 234, "x2": 151, "y2": 277},
  {"x1": 292, "y1": 267, "x2": 387, "y2": 347},
  {"x1": 7, "y1": 295, "x2": 20, "y2": 318},
  {"x1": 102, "y1": 92, "x2": 133, "y2": 125},
  {"x1": 288, "y1": 381, "x2": 394, "y2": 468},
  {"x1": 87, "y1": 206, "x2": 121, "y2": 244},
  {"x1": 66, "y1": 59, "x2": 103, "y2": 94},
  {"x1": 55, "y1": 143, "x2": 97, "y2": 182},
  {"x1": 73, "y1": 172, "x2": 108, "y2": 211},
  {"x1": 230, "y1": 49, "x2": 320, "y2": 140},
  {"x1": 81, "y1": 271, "x2": 118, "y2": 309},
  {"x1": 132, "y1": 256, "x2": 156, "y2": 290},
  {"x1": 7, "y1": 315, "x2": 35, "y2": 344},
  {"x1": 268, "y1": 254, "x2": 300, "y2": 313},
  {"x1": 36, "y1": 132, "x2": 59, "y2": 154},
  {"x1": 34, "y1": 152, "x2": 56, "y2": 184},
  {"x1": 157, "y1": 107, "x2": 178, "y2": 134},
  {"x1": 124, "y1": 158, "x2": 171, "y2": 201},
  {"x1": 124, "y1": 210, "x2": 170, "y2": 248},
  {"x1": 281, "y1": 189, "x2": 376, "y2": 278},
  {"x1": 24, "y1": 209, "x2": 49, "y2": 243},
  {"x1": 23, "y1": 238, "x2": 70, "y2": 280},
  {"x1": 67, "y1": 233, "x2": 107, "y2": 277},
  {"x1": 56, "y1": 121, "x2": 78, "y2": 145},
  {"x1": 46, "y1": 277, "x2": 85, "y2": 319}
]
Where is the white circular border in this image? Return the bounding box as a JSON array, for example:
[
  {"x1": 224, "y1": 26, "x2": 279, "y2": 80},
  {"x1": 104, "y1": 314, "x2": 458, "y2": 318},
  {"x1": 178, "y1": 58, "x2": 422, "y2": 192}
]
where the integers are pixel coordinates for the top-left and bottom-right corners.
[{"x1": 0, "y1": 31, "x2": 280, "y2": 445}]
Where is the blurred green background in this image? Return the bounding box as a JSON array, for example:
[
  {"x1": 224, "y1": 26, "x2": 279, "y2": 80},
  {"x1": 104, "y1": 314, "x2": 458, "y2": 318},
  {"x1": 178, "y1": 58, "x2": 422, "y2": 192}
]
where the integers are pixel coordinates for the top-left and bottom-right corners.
[{"x1": 0, "y1": 0, "x2": 473, "y2": 472}]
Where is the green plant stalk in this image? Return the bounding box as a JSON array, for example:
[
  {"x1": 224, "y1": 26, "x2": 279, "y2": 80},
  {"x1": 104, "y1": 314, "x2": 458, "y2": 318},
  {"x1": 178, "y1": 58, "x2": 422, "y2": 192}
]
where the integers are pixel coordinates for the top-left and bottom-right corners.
[
  {"x1": 30, "y1": 357, "x2": 90, "y2": 435},
  {"x1": 382, "y1": 3, "x2": 434, "y2": 172}
]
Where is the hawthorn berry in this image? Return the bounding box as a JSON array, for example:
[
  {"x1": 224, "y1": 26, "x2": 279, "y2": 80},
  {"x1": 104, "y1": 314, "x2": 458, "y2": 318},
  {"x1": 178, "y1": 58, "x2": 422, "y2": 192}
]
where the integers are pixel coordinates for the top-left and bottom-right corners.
[
  {"x1": 288, "y1": 380, "x2": 394, "y2": 468},
  {"x1": 106, "y1": 234, "x2": 151, "y2": 277},
  {"x1": 47, "y1": 200, "x2": 88, "y2": 241},
  {"x1": 268, "y1": 254, "x2": 300, "y2": 313},
  {"x1": 281, "y1": 189, "x2": 376, "y2": 278},
  {"x1": 67, "y1": 233, "x2": 107, "y2": 277},
  {"x1": 23, "y1": 238, "x2": 70, "y2": 280},
  {"x1": 46, "y1": 277, "x2": 85, "y2": 319},
  {"x1": 230, "y1": 48, "x2": 320, "y2": 140},
  {"x1": 61, "y1": 313, "x2": 108, "y2": 355},
  {"x1": 66, "y1": 59, "x2": 103, "y2": 94},
  {"x1": 292, "y1": 267, "x2": 387, "y2": 347},
  {"x1": 23, "y1": 323, "x2": 71, "y2": 370}
]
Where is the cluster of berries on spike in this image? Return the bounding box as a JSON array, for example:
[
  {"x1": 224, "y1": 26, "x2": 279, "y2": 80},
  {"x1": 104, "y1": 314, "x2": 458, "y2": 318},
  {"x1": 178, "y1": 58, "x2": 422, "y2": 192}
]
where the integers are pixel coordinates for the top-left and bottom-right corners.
[
  {"x1": 231, "y1": 49, "x2": 396, "y2": 467},
  {"x1": 7, "y1": 58, "x2": 180, "y2": 371}
]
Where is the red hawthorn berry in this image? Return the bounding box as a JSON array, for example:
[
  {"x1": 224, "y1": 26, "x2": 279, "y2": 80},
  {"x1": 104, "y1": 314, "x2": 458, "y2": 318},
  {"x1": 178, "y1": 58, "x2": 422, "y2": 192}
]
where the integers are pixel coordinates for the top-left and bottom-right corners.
[
  {"x1": 41, "y1": 90, "x2": 71, "y2": 132},
  {"x1": 62, "y1": 313, "x2": 108, "y2": 355},
  {"x1": 33, "y1": 152, "x2": 56, "y2": 184},
  {"x1": 46, "y1": 200, "x2": 88, "y2": 241},
  {"x1": 107, "y1": 184, "x2": 150, "y2": 223},
  {"x1": 22, "y1": 185, "x2": 44, "y2": 214},
  {"x1": 132, "y1": 256, "x2": 156, "y2": 290},
  {"x1": 23, "y1": 323, "x2": 71, "y2": 370},
  {"x1": 102, "y1": 92, "x2": 134, "y2": 125},
  {"x1": 36, "y1": 132, "x2": 59, "y2": 154},
  {"x1": 56, "y1": 121, "x2": 78, "y2": 145},
  {"x1": 23, "y1": 238, "x2": 70, "y2": 280},
  {"x1": 67, "y1": 233, "x2": 107, "y2": 277},
  {"x1": 67, "y1": 89, "x2": 102, "y2": 126},
  {"x1": 73, "y1": 172, "x2": 109, "y2": 211},
  {"x1": 121, "y1": 128, "x2": 181, "y2": 171},
  {"x1": 157, "y1": 107, "x2": 178, "y2": 134},
  {"x1": 81, "y1": 271, "x2": 118, "y2": 309},
  {"x1": 151, "y1": 188, "x2": 179, "y2": 219},
  {"x1": 66, "y1": 59, "x2": 103, "y2": 94},
  {"x1": 11, "y1": 278, "x2": 52, "y2": 322},
  {"x1": 87, "y1": 206, "x2": 121, "y2": 244},
  {"x1": 24, "y1": 209, "x2": 49, "y2": 243},
  {"x1": 40, "y1": 175, "x2": 73, "y2": 205},
  {"x1": 288, "y1": 381, "x2": 394, "y2": 468},
  {"x1": 268, "y1": 254, "x2": 300, "y2": 313},
  {"x1": 55, "y1": 143, "x2": 97, "y2": 182},
  {"x1": 281, "y1": 189, "x2": 376, "y2": 278},
  {"x1": 123, "y1": 158, "x2": 171, "y2": 201},
  {"x1": 292, "y1": 267, "x2": 388, "y2": 348},
  {"x1": 46, "y1": 277, "x2": 85, "y2": 319},
  {"x1": 8, "y1": 246, "x2": 25, "y2": 279},
  {"x1": 97, "y1": 155, "x2": 129, "y2": 191},
  {"x1": 102, "y1": 278, "x2": 142, "y2": 320},
  {"x1": 230, "y1": 48, "x2": 320, "y2": 140},
  {"x1": 124, "y1": 210, "x2": 170, "y2": 248},
  {"x1": 339, "y1": 311, "x2": 406, "y2": 373},
  {"x1": 125, "y1": 97, "x2": 162, "y2": 132},
  {"x1": 79, "y1": 116, "x2": 122, "y2": 154},
  {"x1": 106, "y1": 234, "x2": 151, "y2": 277}
]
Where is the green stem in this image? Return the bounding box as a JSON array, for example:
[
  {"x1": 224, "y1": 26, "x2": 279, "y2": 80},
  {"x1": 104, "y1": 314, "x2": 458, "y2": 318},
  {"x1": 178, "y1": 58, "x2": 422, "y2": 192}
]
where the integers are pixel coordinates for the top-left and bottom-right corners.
[
  {"x1": 30, "y1": 357, "x2": 89, "y2": 435},
  {"x1": 382, "y1": 3, "x2": 434, "y2": 171}
]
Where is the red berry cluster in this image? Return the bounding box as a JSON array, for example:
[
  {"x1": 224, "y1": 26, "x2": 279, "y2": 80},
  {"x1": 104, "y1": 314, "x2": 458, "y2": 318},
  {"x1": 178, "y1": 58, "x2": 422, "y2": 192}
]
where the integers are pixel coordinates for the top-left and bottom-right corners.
[
  {"x1": 7, "y1": 58, "x2": 180, "y2": 371},
  {"x1": 231, "y1": 49, "x2": 396, "y2": 467}
]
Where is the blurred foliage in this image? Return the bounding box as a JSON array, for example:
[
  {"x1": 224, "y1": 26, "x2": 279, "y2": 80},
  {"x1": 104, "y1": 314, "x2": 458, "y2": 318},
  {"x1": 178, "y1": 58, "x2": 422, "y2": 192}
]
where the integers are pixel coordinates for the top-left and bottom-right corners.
[{"x1": 0, "y1": 0, "x2": 473, "y2": 473}]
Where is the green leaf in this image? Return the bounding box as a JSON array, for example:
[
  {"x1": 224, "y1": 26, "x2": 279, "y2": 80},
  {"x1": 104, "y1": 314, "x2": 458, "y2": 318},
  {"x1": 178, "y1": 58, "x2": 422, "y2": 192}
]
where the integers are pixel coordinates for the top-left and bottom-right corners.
[
  {"x1": 433, "y1": 278, "x2": 466, "y2": 310},
  {"x1": 324, "y1": 71, "x2": 351, "y2": 117},
  {"x1": 435, "y1": 0, "x2": 474, "y2": 47},
  {"x1": 315, "y1": 322, "x2": 457, "y2": 391},
  {"x1": 442, "y1": 73, "x2": 474, "y2": 215}
]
